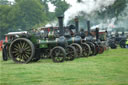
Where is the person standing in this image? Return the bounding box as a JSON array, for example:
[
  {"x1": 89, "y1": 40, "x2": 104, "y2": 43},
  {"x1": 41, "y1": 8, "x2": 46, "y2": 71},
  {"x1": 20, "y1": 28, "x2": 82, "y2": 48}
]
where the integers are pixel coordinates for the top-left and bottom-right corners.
[{"x1": 126, "y1": 39, "x2": 128, "y2": 48}]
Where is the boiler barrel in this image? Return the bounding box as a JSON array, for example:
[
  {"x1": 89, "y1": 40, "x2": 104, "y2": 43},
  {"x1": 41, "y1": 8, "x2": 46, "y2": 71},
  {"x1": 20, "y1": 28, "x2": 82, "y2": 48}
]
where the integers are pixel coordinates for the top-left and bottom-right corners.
[
  {"x1": 38, "y1": 36, "x2": 67, "y2": 47},
  {"x1": 67, "y1": 36, "x2": 82, "y2": 44}
]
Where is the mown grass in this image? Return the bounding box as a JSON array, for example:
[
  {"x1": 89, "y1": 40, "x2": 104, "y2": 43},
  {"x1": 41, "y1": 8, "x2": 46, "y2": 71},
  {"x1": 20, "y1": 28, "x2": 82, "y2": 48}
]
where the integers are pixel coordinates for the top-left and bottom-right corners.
[{"x1": 0, "y1": 48, "x2": 128, "y2": 85}]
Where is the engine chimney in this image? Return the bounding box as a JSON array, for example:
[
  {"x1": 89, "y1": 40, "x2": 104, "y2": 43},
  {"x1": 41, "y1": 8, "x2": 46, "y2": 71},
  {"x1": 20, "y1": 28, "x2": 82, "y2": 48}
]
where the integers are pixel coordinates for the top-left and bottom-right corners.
[
  {"x1": 74, "y1": 17, "x2": 79, "y2": 34},
  {"x1": 58, "y1": 16, "x2": 64, "y2": 36},
  {"x1": 95, "y1": 28, "x2": 99, "y2": 41},
  {"x1": 87, "y1": 20, "x2": 91, "y2": 36}
]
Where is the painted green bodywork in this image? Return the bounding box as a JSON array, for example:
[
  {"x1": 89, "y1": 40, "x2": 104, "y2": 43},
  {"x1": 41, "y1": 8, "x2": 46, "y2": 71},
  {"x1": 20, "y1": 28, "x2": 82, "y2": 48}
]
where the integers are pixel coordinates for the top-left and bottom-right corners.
[
  {"x1": 38, "y1": 39, "x2": 58, "y2": 48},
  {"x1": 29, "y1": 35, "x2": 38, "y2": 44},
  {"x1": 39, "y1": 43, "x2": 48, "y2": 48}
]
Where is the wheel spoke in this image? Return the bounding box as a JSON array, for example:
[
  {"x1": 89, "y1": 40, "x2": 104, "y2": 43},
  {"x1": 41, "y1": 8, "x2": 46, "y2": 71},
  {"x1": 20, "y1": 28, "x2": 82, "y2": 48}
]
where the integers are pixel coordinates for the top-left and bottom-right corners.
[
  {"x1": 25, "y1": 49, "x2": 31, "y2": 52},
  {"x1": 19, "y1": 41, "x2": 23, "y2": 48},
  {"x1": 25, "y1": 54, "x2": 30, "y2": 58},
  {"x1": 17, "y1": 43, "x2": 21, "y2": 49},
  {"x1": 25, "y1": 51, "x2": 31, "y2": 55},
  {"x1": 24, "y1": 46, "x2": 31, "y2": 50},
  {"x1": 13, "y1": 47, "x2": 19, "y2": 51},
  {"x1": 12, "y1": 51, "x2": 18, "y2": 53},
  {"x1": 20, "y1": 54, "x2": 24, "y2": 60},
  {"x1": 14, "y1": 53, "x2": 19, "y2": 57},
  {"x1": 22, "y1": 54, "x2": 28, "y2": 61},
  {"x1": 17, "y1": 54, "x2": 22, "y2": 59},
  {"x1": 13, "y1": 44, "x2": 19, "y2": 49},
  {"x1": 23, "y1": 43, "x2": 26, "y2": 48},
  {"x1": 22, "y1": 42, "x2": 25, "y2": 48}
]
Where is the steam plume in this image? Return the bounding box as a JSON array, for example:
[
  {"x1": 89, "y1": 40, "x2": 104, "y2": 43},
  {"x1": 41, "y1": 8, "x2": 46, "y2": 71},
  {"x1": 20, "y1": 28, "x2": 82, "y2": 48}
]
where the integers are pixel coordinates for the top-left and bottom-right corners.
[{"x1": 64, "y1": 0, "x2": 116, "y2": 25}]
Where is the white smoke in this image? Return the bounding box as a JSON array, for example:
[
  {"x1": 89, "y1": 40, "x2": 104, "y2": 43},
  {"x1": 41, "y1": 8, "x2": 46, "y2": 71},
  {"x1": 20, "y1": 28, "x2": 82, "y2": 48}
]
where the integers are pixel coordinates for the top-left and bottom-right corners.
[
  {"x1": 91, "y1": 17, "x2": 117, "y2": 31},
  {"x1": 64, "y1": 0, "x2": 116, "y2": 25},
  {"x1": 45, "y1": 20, "x2": 57, "y2": 27},
  {"x1": 47, "y1": 2, "x2": 56, "y2": 12},
  {"x1": 117, "y1": 3, "x2": 128, "y2": 29}
]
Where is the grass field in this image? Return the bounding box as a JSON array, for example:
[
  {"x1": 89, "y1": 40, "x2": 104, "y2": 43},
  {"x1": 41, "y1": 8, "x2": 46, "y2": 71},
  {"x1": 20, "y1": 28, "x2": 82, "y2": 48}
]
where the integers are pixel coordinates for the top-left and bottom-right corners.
[{"x1": 0, "y1": 48, "x2": 128, "y2": 85}]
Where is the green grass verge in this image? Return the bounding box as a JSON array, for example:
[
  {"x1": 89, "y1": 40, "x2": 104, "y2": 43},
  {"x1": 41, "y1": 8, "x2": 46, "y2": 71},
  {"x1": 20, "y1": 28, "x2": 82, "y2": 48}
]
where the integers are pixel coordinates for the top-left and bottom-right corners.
[{"x1": 0, "y1": 48, "x2": 128, "y2": 85}]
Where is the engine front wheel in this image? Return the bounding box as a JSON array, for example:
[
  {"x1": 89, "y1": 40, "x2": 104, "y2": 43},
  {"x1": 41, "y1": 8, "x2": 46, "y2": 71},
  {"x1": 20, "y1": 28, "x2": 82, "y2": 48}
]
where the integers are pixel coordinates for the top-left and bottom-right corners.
[
  {"x1": 50, "y1": 46, "x2": 66, "y2": 63},
  {"x1": 65, "y1": 45, "x2": 76, "y2": 61},
  {"x1": 86, "y1": 42, "x2": 96, "y2": 56},
  {"x1": 81, "y1": 43, "x2": 91, "y2": 57},
  {"x1": 70, "y1": 43, "x2": 82, "y2": 58}
]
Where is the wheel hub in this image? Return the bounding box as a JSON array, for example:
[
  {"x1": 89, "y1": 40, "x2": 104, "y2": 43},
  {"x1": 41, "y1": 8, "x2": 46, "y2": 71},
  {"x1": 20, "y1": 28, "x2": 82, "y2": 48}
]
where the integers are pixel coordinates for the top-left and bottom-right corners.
[{"x1": 19, "y1": 49, "x2": 25, "y2": 54}]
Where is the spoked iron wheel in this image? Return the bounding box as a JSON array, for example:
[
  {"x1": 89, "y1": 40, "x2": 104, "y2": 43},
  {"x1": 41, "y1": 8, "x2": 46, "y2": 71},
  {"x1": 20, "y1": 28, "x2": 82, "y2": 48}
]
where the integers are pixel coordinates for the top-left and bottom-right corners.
[
  {"x1": 65, "y1": 45, "x2": 76, "y2": 61},
  {"x1": 71, "y1": 43, "x2": 82, "y2": 58},
  {"x1": 9, "y1": 38, "x2": 35, "y2": 64},
  {"x1": 50, "y1": 46, "x2": 66, "y2": 63},
  {"x1": 81, "y1": 43, "x2": 91, "y2": 57},
  {"x1": 119, "y1": 40, "x2": 126, "y2": 48},
  {"x1": 98, "y1": 45, "x2": 104, "y2": 54},
  {"x1": 86, "y1": 42, "x2": 96, "y2": 56}
]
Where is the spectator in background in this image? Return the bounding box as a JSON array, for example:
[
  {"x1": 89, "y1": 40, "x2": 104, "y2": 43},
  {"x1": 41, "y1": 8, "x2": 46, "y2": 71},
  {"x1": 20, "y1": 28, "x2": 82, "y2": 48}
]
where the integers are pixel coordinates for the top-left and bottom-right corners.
[
  {"x1": 126, "y1": 39, "x2": 128, "y2": 48},
  {"x1": 80, "y1": 28, "x2": 85, "y2": 39}
]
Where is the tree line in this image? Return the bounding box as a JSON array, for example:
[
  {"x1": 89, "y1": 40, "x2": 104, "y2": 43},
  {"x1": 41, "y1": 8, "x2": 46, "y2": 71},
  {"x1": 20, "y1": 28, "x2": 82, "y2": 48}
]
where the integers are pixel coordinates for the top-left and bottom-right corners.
[
  {"x1": 0, "y1": 0, "x2": 127, "y2": 39},
  {"x1": 0, "y1": 0, "x2": 69, "y2": 39}
]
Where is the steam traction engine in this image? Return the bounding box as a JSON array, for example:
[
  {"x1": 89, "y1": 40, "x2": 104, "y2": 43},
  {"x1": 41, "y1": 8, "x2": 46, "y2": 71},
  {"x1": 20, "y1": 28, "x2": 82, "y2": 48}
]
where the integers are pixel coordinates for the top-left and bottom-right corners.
[
  {"x1": 82, "y1": 20, "x2": 105, "y2": 55},
  {"x1": 69, "y1": 18, "x2": 91, "y2": 57},
  {"x1": 2, "y1": 17, "x2": 76, "y2": 63}
]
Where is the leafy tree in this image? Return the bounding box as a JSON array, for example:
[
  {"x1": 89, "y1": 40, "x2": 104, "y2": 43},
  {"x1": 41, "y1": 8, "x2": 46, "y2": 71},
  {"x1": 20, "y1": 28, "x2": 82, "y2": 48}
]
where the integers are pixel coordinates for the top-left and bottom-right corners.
[
  {"x1": 0, "y1": 0, "x2": 48, "y2": 39},
  {"x1": 0, "y1": 5, "x2": 11, "y2": 39},
  {"x1": 98, "y1": 0, "x2": 127, "y2": 19},
  {"x1": 11, "y1": 0, "x2": 47, "y2": 30},
  {"x1": 55, "y1": 0, "x2": 69, "y2": 16},
  {"x1": 49, "y1": 0, "x2": 69, "y2": 16},
  {"x1": 40, "y1": 0, "x2": 56, "y2": 21}
]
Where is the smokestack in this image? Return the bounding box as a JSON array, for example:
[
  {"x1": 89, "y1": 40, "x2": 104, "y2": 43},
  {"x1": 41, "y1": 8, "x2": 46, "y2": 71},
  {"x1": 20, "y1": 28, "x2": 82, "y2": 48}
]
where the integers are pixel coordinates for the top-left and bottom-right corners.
[
  {"x1": 58, "y1": 16, "x2": 64, "y2": 36},
  {"x1": 74, "y1": 17, "x2": 79, "y2": 34},
  {"x1": 95, "y1": 28, "x2": 99, "y2": 41},
  {"x1": 87, "y1": 20, "x2": 91, "y2": 36}
]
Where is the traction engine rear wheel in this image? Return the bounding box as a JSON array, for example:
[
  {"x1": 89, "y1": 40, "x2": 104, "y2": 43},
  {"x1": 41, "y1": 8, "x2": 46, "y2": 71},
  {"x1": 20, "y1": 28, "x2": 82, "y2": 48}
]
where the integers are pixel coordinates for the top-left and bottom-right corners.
[
  {"x1": 9, "y1": 38, "x2": 35, "y2": 64},
  {"x1": 50, "y1": 46, "x2": 66, "y2": 63}
]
